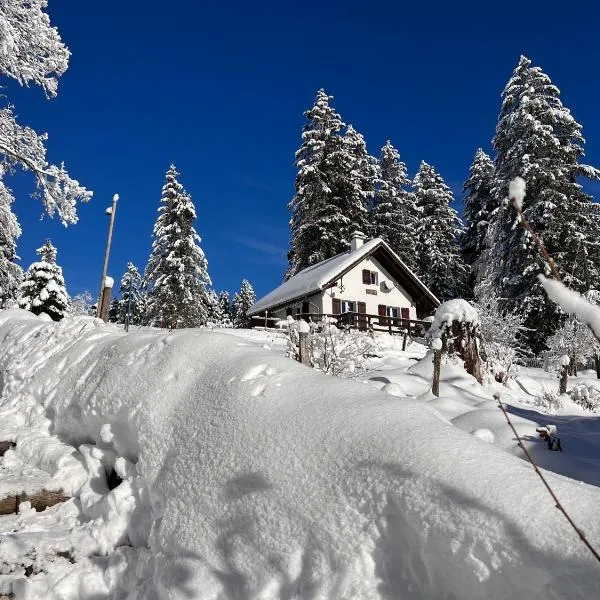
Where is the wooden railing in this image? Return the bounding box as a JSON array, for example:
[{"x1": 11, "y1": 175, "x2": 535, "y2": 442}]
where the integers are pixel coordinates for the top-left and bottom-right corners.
[{"x1": 291, "y1": 312, "x2": 431, "y2": 336}]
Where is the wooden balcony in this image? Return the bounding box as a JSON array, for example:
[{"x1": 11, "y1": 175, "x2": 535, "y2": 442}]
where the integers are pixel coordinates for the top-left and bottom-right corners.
[{"x1": 253, "y1": 312, "x2": 432, "y2": 337}]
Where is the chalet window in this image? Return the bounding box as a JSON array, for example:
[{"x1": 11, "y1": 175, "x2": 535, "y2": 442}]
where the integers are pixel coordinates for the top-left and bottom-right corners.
[
  {"x1": 387, "y1": 306, "x2": 400, "y2": 318},
  {"x1": 341, "y1": 300, "x2": 356, "y2": 313},
  {"x1": 362, "y1": 269, "x2": 378, "y2": 285}
]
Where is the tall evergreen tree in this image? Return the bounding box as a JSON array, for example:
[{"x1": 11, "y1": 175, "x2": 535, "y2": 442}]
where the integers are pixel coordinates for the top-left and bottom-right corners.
[
  {"x1": 118, "y1": 262, "x2": 145, "y2": 326},
  {"x1": 486, "y1": 55, "x2": 600, "y2": 351},
  {"x1": 370, "y1": 140, "x2": 418, "y2": 271},
  {"x1": 18, "y1": 240, "x2": 68, "y2": 321},
  {"x1": 218, "y1": 291, "x2": 232, "y2": 327},
  {"x1": 233, "y1": 279, "x2": 256, "y2": 328},
  {"x1": 145, "y1": 165, "x2": 212, "y2": 329},
  {"x1": 0, "y1": 172, "x2": 22, "y2": 307},
  {"x1": 414, "y1": 161, "x2": 466, "y2": 301},
  {"x1": 461, "y1": 149, "x2": 494, "y2": 295},
  {"x1": 286, "y1": 89, "x2": 346, "y2": 279}
]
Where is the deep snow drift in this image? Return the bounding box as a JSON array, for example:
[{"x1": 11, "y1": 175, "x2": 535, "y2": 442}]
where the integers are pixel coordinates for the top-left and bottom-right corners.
[{"x1": 1, "y1": 310, "x2": 600, "y2": 599}]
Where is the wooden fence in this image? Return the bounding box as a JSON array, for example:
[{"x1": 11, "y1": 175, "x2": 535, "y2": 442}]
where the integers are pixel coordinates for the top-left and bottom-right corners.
[{"x1": 253, "y1": 312, "x2": 432, "y2": 337}]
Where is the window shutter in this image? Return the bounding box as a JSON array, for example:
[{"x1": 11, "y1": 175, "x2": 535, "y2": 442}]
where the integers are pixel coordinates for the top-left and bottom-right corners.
[
  {"x1": 362, "y1": 269, "x2": 370, "y2": 284},
  {"x1": 378, "y1": 304, "x2": 386, "y2": 316},
  {"x1": 401, "y1": 307, "x2": 410, "y2": 319},
  {"x1": 332, "y1": 299, "x2": 341, "y2": 314},
  {"x1": 357, "y1": 302, "x2": 366, "y2": 314}
]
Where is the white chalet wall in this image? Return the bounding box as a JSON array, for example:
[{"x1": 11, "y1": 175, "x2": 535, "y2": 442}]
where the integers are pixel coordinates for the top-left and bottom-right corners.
[{"x1": 322, "y1": 256, "x2": 417, "y2": 318}]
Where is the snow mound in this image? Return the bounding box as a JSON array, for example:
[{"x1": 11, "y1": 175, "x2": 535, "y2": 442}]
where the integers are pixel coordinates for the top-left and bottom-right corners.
[{"x1": 1, "y1": 310, "x2": 600, "y2": 599}]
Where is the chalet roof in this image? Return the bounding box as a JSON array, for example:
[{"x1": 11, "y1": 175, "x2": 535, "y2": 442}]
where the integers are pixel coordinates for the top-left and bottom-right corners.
[{"x1": 249, "y1": 238, "x2": 440, "y2": 316}]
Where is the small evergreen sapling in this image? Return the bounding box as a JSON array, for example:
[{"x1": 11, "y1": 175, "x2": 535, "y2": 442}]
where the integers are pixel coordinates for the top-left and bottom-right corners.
[{"x1": 18, "y1": 240, "x2": 68, "y2": 321}]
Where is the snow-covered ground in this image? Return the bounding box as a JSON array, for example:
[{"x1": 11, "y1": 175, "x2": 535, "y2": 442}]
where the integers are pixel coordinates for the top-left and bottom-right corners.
[{"x1": 1, "y1": 310, "x2": 600, "y2": 599}]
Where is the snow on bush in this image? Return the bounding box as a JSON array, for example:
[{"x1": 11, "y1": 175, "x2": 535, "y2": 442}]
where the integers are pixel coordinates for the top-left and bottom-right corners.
[
  {"x1": 535, "y1": 387, "x2": 564, "y2": 413},
  {"x1": 2, "y1": 310, "x2": 600, "y2": 598},
  {"x1": 287, "y1": 316, "x2": 375, "y2": 376},
  {"x1": 570, "y1": 384, "x2": 600, "y2": 412}
]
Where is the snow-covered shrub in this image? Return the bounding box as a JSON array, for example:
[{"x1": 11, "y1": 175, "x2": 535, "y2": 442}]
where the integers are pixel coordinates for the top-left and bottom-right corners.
[
  {"x1": 68, "y1": 290, "x2": 94, "y2": 316},
  {"x1": 287, "y1": 316, "x2": 376, "y2": 377},
  {"x1": 542, "y1": 316, "x2": 595, "y2": 375},
  {"x1": 570, "y1": 384, "x2": 600, "y2": 412},
  {"x1": 474, "y1": 295, "x2": 525, "y2": 384},
  {"x1": 535, "y1": 387, "x2": 564, "y2": 413}
]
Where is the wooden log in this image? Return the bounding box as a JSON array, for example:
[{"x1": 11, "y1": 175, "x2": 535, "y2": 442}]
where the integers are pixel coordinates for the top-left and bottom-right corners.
[
  {"x1": 0, "y1": 490, "x2": 69, "y2": 516},
  {"x1": 402, "y1": 330, "x2": 408, "y2": 351}
]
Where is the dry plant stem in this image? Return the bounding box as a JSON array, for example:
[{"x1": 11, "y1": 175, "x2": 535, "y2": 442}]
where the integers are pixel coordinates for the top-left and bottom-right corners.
[
  {"x1": 497, "y1": 397, "x2": 600, "y2": 564},
  {"x1": 515, "y1": 206, "x2": 600, "y2": 345},
  {"x1": 515, "y1": 208, "x2": 562, "y2": 282}
]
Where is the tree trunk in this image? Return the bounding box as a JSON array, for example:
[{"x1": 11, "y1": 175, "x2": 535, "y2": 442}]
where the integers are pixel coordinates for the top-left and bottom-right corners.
[
  {"x1": 559, "y1": 363, "x2": 569, "y2": 395},
  {"x1": 298, "y1": 332, "x2": 310, "y2": 366}
]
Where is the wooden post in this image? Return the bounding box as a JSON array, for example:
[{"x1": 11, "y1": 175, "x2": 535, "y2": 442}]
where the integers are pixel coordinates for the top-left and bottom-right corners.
[
  {"x1": 264, "y1": 310, "x2": 268, "y2": 330},
  {"x1": 96, "y1": 194, "x2": 119, "y2": 318},
  {"x1": 388, "y1": 317, "x2": 392, "y2": 335},
  {"x1": 402, "y1": 330, "x2": 408, "y2": 351},
  {"x1": 559, "y1": 357, "x2": 569, "y2": 395},
  {"x1": 432, "y1": 349, "x2": 441, "y2": 397},
  {"x1": 99, "y1": 285, "x2": 112, "y2": 322},
  {"x1": 595, "y1": 354, "x2": 600, "y2": 380},
  {"x1": 298, "y1": 331, "x2": 310, "y2": 366}
]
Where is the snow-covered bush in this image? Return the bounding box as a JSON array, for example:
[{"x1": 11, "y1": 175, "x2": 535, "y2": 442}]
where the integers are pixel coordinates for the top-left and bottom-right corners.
[
  {"x1": 474, "y1": 295, "x2": 525, "y2": 384},
  {"x1": 570, "y1": 384, "x2": 600, "y2": 412},
  {"x1": 535, "y1": 387, "x2": 564, "y2": 413},
  {"x1": 287, "y1": 316, "x2": 375, "y2": 377},
  {"x1": 69, "y1": 290, "x2": 94, "y2": 316},
  {"x1": 542, "y1": 316, "x2": 595, "y2": 375}
]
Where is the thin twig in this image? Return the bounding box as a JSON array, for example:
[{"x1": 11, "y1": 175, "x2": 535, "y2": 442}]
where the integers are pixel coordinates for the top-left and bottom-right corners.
[
  {"x1": 496, "y1": 396, "x2": 600, "y2": 563},
  {"x1": 514, "y1": 208, "x2": 562, "y2": 282}
]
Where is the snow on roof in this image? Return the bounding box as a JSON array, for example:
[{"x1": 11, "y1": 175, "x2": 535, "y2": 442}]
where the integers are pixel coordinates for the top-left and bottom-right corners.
[{"x1": 250, "y1": 238, "x2": 438, "y2": 315}]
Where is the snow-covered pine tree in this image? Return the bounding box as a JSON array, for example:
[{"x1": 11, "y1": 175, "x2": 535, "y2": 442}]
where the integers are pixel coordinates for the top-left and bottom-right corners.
[
  {"x1": 414, "y1": 161, "x2": 467, "y2": 301},
  {"x1": 218, "y1": 291, "x2": 233, "y2": 327},
  {"x1": 370, "y1": 140, "x2": 418, "y2": 271},
  {"x1": 233, "y1": 280, "x2": 256, "y2": 328},
  {"x1": 145, "y1": 165, "x2": 212, "y2": 329},
  {"x1": 0, "y1": 0, "x2": 91, "y2": 225},
  {"x1": 461, "y1": 149, "x2": 494, "y2": 295},
  {"x1": 18, "y1": 240, "x2": 68, "y2": 320},
  {"x1": 486, "y1": 56, "x2": 600, "y2": 352},
  {"x1": 0, "y1": 171, "x2": 22, "y2": 307},
  {"x1": 118, "y1": 262, "x2": 145, "y2": 326},
  {"x1": 205, "y1": 289, "x2": 223, "y2": 326},
  {"x1": 286, "y1": 89, "x2": 346, "y2": 279}
]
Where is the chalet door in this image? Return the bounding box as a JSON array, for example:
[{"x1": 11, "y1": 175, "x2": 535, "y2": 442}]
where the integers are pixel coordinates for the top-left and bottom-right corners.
[
  {"x1": 378, "y1": 304, "x2": 387, "y2": 326},
  {"x1": 302, "y1": 301, "x2": 309, "y2": 315},
  {"x1": 401, "y1": 307, "x2": 410, "y2": 330},
  {"x1": 357, "y1": 301, "x2": 367, "y2": 331}
]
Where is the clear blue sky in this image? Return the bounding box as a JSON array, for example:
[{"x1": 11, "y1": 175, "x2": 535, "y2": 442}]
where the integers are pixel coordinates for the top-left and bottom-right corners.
[{"x1": 7, "y1": 0, "x2": 600, "y2": 300}]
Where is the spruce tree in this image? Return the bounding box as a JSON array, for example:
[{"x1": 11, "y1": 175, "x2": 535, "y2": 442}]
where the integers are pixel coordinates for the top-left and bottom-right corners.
[
  {"x1": 487, "y1": 55, "x2": 600, "y2": 352},
  {"x1": 233, "y1": 280, "x2": 256, "y2": 328},
  {"x1": 206, "y1": 289, "x2": 223, "y2": 326},
  {"x1": 414, "y1": 161, "x2": 467, "y2": 301},
  {"x1": 0, "y1": 173, "x2": 22, "y2": 307},
  {"x1": 286, "y1": 89, "x2": 346, "y2": 279},
  {"x1": 218, "y1": 291, "x2": 233, "y2": 327},
  {"x1": 461, "y1": 149, "x2": 494, "y2": 295},
  {"x1": 145, "y1": 165, "x2": 212, "y2": 329},
  {"x1": 18, "y1": 240, "x2": 68, "y2": 321},
  {"x1": 118, "y1": 262, "x2": 145, "y2": 326},
  {"x1": 370, "y1": 140, "x2": 418, "y2": 271}
]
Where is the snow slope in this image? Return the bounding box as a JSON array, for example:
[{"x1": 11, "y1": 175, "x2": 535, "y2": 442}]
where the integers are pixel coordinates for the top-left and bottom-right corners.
[{"x1": 0, "y1": 310, "x2": 600, "y2": 599}]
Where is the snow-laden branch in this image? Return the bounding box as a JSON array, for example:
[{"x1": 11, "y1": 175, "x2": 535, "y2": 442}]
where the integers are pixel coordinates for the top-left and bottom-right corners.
[
  {"x1": 0, "y1": 106, "x2": 92, "y2": 224},
  {"x1": 539, "y1": 275, "x2": 600, "y2": 342},
  {"x1": 0, "y1": 0, "x2": 69, "y2": 97}
]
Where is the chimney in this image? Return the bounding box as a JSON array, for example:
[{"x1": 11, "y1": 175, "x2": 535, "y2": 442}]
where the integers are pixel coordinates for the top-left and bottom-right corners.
[{"x1": 350, "y1": 231, "x2": 367, "y2": 251}]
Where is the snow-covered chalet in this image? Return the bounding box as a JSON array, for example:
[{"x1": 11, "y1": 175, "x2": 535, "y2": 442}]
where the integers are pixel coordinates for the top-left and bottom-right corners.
[{"x1": 249, "y1": 232, "x2": 440, "y2": 332}]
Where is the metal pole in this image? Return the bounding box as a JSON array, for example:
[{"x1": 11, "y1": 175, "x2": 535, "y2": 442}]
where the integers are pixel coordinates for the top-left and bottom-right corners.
[
  {"x1": 125, "y1": 276, "x2": 133, "y2": 332},
  {"x1": 96, "y1": 194, "x2": 119, "y2": 318}
]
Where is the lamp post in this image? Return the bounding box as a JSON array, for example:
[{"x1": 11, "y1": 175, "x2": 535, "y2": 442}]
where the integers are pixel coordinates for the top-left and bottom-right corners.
[{"x1": 96, "y1": 194, "x2": 119, "y2": 319}]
